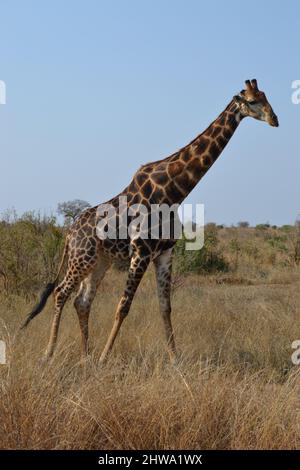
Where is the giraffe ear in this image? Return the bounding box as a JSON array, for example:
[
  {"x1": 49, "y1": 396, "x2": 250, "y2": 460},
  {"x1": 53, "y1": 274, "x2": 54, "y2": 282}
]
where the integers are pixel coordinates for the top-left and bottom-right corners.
[
  {"x1": 235, "y1": 94, "x2": 246, "y2": 103},
  {"x1": 251, "y1": 79, "x2": 258, "y2": 91}
]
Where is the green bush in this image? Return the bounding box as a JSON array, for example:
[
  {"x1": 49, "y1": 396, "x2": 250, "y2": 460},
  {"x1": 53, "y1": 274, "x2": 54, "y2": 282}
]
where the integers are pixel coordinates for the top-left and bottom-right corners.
[
  {"x1": 0, "y1": 210, "x2": 64, "y2": 296},
  {"x1": 174, "y1": 225, "x2": 229, "y2": 274}
]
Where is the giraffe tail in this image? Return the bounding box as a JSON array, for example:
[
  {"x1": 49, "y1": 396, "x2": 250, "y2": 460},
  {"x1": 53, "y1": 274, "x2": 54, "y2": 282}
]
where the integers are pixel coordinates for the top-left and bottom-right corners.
[{"x1": 20, "y1": 237, "x2": 69, "y2": 330}]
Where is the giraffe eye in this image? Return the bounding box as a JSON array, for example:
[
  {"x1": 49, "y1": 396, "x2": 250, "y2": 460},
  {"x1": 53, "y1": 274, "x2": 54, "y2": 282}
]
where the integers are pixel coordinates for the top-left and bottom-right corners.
[{"x1": 248, "y1": 100, "x2": 258, "y2": 105}]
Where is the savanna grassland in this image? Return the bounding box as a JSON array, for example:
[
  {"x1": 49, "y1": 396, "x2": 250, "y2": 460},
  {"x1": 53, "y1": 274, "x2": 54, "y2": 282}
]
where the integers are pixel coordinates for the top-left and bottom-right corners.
[{"x1": 1, "y1": 213, "x2": 300, "y2": 449}]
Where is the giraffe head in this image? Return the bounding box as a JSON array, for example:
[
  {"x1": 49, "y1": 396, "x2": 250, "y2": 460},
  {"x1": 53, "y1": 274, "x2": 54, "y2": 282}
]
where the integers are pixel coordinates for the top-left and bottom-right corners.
[{"x1": 234, "y1": 79, "x2": 279, "y2": 127}]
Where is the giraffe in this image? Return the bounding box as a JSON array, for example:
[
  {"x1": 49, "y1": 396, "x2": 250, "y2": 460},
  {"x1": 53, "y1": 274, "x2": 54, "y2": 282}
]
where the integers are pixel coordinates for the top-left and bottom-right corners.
[{"x1": 21, "y1": 79, "x2": 278, "y2": 364}]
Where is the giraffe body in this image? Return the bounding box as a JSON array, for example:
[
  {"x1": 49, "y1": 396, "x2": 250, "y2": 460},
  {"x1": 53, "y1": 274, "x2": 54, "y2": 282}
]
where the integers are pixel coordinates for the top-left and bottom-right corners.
[{"x1": 22, "y1": 79, "x2": 278, "y2": 363}]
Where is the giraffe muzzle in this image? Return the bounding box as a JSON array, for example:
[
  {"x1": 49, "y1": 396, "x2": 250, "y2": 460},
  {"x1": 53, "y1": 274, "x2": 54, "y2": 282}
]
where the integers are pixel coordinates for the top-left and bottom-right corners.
[{"x1": 269, "y1": 113, "x2": 279, "y2": 127}]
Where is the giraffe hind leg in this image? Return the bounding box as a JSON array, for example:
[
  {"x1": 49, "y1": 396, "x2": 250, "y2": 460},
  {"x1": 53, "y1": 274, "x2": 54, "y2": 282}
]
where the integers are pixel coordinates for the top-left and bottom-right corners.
[
  {"x1": 44, "y1": 254, "x2": 97, "y2": 360},
  {"x1": 43, "y1": 270, "x2": 79, "y2": 359},
  {"x1": 74, "y1": 254, "x2": 111, "y2": 357}
]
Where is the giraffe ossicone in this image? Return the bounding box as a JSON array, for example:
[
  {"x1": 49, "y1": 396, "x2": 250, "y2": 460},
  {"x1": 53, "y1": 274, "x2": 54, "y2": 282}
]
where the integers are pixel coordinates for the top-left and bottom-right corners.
[{"x1": 21, "y1": 79, "x2": 279, "y2": 364}]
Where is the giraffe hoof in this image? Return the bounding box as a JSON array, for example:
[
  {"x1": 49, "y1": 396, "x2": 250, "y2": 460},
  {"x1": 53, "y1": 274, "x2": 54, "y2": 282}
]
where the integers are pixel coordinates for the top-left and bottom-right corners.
[
  {"x1": 78, "y1": 354, "x2": 91, "y2": 366},
  {"x1": 98, "y1": 355, "x2": 108, "y2": 368},
  {"x1": 40, "y1": 350, "x2": 53, "y2": 365},
  {"x1": 169, "y1": 354, "x2": 180, "y2": 368}
]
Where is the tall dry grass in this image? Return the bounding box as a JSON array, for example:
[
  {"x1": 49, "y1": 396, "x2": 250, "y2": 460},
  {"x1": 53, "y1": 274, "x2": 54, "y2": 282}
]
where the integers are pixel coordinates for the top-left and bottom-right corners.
[{"x1": 1, "y1": 266, "x2": 300, "y2": 449}]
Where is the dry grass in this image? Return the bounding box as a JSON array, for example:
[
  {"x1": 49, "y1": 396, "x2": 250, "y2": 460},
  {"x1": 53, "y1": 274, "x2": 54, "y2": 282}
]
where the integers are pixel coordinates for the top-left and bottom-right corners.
[{"x1": 1, "y1": 266, "x2": 300, "y2": 449}]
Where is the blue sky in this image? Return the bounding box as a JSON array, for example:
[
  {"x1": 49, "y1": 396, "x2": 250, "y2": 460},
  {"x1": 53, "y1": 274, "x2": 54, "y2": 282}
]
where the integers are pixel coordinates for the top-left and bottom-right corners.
[{"x1": 0, "y1": 0, "x2": 299, "y2": 225}]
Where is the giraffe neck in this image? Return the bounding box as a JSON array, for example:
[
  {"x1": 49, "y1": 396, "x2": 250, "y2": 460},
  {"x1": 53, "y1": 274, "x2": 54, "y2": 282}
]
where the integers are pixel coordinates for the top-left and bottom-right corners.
[{"x1": 165, "y1": 98, "x2": 244, "y2": 203}]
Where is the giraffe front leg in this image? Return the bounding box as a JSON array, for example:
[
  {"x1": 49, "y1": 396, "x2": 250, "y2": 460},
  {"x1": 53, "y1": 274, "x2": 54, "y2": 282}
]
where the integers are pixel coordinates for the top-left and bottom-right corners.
[
  {"x1": 99, "y1": 252, "x2": 150, "y2": 364},
  {"x1": 154, "y1": 248, "x2": 177, "y2": 364}
]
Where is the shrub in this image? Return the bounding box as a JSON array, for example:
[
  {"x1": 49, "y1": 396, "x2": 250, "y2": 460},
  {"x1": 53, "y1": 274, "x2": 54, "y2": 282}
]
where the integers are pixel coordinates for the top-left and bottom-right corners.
[
  {"x1": 237, "y1": 221, "x2": 250, "y2": 228},
  {"x1": 256, "y1": 223, "x2": 270, "y2": 230},
  {"x1": 0, "y1": 210, "x2": 64, "y2": 295},
  {"x1": 174, "y1": 225, "x2": 229, "y2": 274}
]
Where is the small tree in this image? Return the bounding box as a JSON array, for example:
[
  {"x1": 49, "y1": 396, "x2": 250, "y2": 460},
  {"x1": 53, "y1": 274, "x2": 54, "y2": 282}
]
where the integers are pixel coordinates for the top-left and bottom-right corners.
[
  {"x1": 237, "y1": 221, "x2": 249, "y2": 228},
  {"x1": 57, "y1": 199, "x2": 91, "y2": 224}
]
